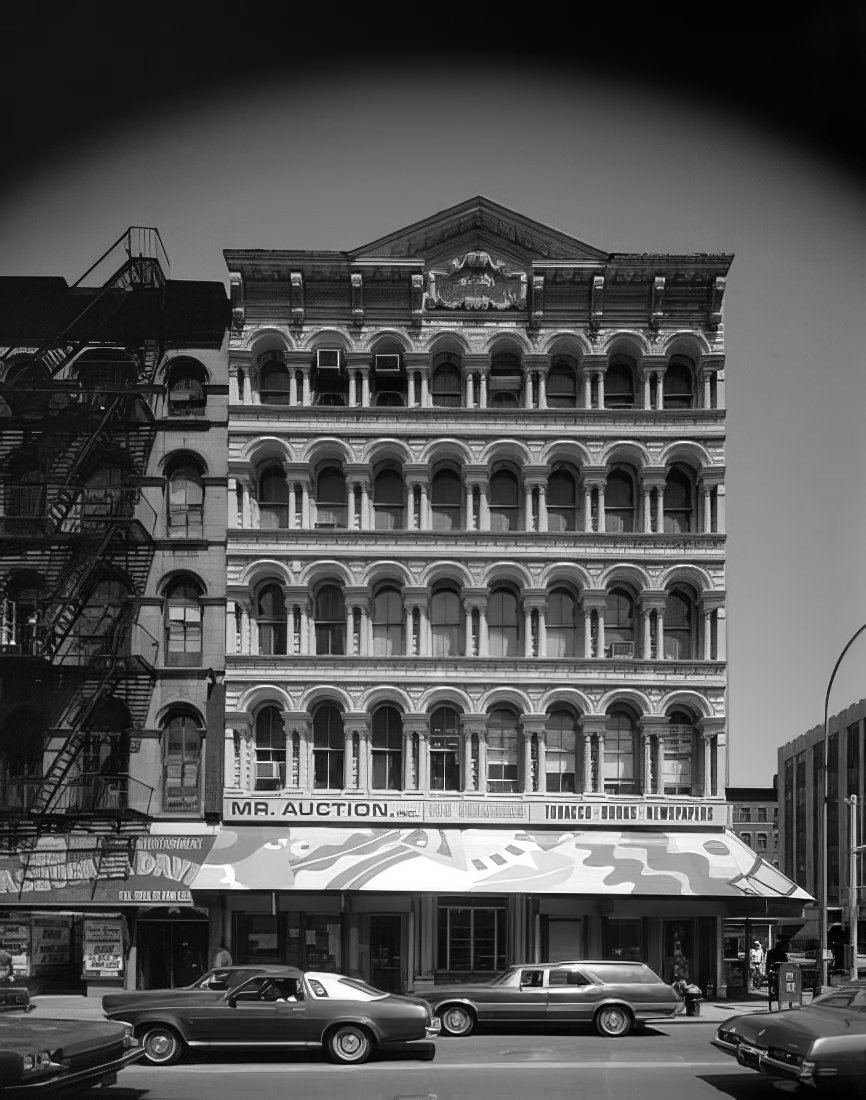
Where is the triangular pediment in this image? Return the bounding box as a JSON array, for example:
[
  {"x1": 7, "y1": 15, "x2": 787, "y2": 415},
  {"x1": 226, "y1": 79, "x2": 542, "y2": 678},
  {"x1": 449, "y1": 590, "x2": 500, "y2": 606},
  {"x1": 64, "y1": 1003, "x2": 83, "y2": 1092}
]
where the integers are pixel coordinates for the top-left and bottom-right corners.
[{"x1": 349, "y1": 196, "x2": 608, "y2": 265}]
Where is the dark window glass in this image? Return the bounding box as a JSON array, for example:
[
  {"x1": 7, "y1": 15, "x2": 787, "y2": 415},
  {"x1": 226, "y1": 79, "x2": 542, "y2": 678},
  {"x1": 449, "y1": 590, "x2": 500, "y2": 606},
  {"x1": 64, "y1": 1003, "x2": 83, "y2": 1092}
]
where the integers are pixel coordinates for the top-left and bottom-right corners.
[
  {"x1": 371, "y1": 707, "x2": 402, "y2": 790},
  {"x1": 313, "y1": 705, "x2": 344, "y2": 789}
]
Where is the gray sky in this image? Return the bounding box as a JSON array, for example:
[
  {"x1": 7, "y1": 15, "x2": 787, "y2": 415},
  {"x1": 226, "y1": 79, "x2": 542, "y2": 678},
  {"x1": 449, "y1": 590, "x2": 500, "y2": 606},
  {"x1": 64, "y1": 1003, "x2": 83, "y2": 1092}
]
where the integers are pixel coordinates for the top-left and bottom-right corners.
[{"x1": 3, "y1": 50, "x2": 864, "y2": 787}]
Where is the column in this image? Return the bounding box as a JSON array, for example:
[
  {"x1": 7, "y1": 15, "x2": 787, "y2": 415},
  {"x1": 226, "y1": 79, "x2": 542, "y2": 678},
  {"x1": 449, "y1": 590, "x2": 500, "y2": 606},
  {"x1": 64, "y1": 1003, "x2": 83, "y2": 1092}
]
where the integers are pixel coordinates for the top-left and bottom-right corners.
[
  {"x1": 344, "y1": 727, "x2": 356, "y2": 791},
  {"x1": 643, "y1": 488, "x2": 652, "y2": 532},
  {"x1": 524, "y1": 609, "x2": 533, "y2": 657},
  {"x1": 703, "y1": 610, "x2": 712, "y2": 659},
  {"x1": 537, "y1": 606, "x2": 547, "y2": 658},
  {"x1": 642, "y1": 733, "x2": 652, "y2": 793},
  {"x1": 463, "y1": 732, "x2": 474, "y2": 792},
  {"x1": 420, "y1": 372, "x2": 430, "y2": 408},
  {"x1": 479, "y1": 604, "x2": 489, "y2": 657},
  {"x1": 597, "y1": 372, "x2": 605, "y2": 408},
  {"x1": 404, "y1": 606, "x2": 414, "y2": 654},
  {"x1": 716, "y1": 606, "x2": 727, "y2": 659},
  {"x1": 225, "y1": 600, "x2": 237, "y2": 654},
  {"x1": 301, "y1": 369, "x2": 311, "y2": 406},
  {"x1": 538, "y1": 371, "x2": 547, "y2": 409},
  {"x1": 703, "y1": 735, "x2": 713, "y2": 797},
  {"x1": 524, "y1": 485, "x2": 534, "y2": 532},
  {"x1": 463, "y1": 605, "x2": 473, "y2": 657},
  {"x1": 346, "y1": 607, "x2": 355, "y2": 654},
  {"x1": 479, "y1": 373, "x2": 488, "y2": 409},
  {"x1": 227, "y1": 477, "x2": 237, "y2": 526},
  {"x1": 479, "y1": 483, "x2": 490, "y2": 531},
  {"x1": 290, "y1": 371, "x2": 298, "y2": 405},
  {"x1": 240, "y1": 479, "x2": 252, "y2": 528},
  {"x1": 360, "y1": 482, "x2": 371, "y2": 530},
  {"x1": 642, "y1": 608, "x2": 652, "y2": 657},
  {"x1": 348, "y1": 372, "x2": 357, "y2": 407},
  {"x1": 466, "y1": 372, "x2": 475, "y2": 408},
  {"x1": 703, "y1": 487, "x2": 712, "y2": 532},
  {"x1": 643, "y1": 374, "x2": 651, "y2": 409},
  {"x1": 597, "y1": 611, "x2": 606, "y2": 656},
  {"x1": 361, "y1": 370, "x2": 371, "y2": 407},
  {"x1": 583, "y1": 733, "x2": 593, "y2": 793},
  {"x1": 419, "y1": 482, "x2": 430, "y2": 531},
  {"x1": 237, "y1": 603, "x2": 250, "y2": 655},
  {"x1": 583, "y1": 486, "x2": 593, "y2": 532},
  {"x1": 597, "y1": 486, "x2": 606, "y2": 533},
  {"x1": 703, "y1": 373, "x2": 712, "y2": 408},
  {"x1": 656, "y1": 489, "x2": 664, "y2": 534},
  {"x1": 537, "y1": 485, "x2": 548, "y2": 532},
  {"x1": 716, "y1": 483, "x2": 726, "y2": 533},
  {"x1": 583, "y1": 607, "x2": 592, "y2": 658},
  {"x1": 582, "y1": 373, "x2": 591, "y2": 409},
  {"x1": 522, "y1": 372, "x2": 532, "y2": 409},
  {"x1": 465, "y1": 484, "x2": 475, "y2": 530},
  {"x1": 402, "y1": 728, "x2": 415, "y2": 791},
  {"x1": 656, "y1": 610, "x2": 665, "y2": 659}
]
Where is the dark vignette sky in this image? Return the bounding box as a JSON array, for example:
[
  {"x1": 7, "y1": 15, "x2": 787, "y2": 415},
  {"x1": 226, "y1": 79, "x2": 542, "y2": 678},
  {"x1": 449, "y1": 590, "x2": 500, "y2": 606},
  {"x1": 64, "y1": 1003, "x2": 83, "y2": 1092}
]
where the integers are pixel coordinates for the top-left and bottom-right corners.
[{"x1": 2, "y1": 8, "x2": 865, "y2": 786}]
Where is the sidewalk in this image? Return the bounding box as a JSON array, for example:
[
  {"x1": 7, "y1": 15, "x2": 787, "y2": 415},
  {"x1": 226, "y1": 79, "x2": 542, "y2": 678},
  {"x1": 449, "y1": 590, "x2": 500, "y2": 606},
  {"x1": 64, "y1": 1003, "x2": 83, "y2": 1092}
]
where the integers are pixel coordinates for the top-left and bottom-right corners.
[{"x1": 26, "y1": 993, "x2": 782, "y2": 1026}]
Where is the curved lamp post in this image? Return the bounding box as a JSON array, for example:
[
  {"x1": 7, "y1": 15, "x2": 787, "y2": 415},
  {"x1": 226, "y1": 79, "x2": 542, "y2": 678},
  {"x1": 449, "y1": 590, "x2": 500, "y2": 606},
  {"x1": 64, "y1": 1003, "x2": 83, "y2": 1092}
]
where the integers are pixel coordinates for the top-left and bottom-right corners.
[{"x1": 820, "y1": 623, "x2": 866, "y2": 989}]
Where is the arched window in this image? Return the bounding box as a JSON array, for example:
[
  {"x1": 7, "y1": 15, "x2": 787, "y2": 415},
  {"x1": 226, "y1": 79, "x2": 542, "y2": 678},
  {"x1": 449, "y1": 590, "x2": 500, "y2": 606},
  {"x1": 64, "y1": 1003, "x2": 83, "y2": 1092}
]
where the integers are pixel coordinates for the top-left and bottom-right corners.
[
  {"x1": 547, "y1": 356, "x2": 578, "y2": 408},
  {"x1": 489, "y1": 352, "x2": 522, "y2": 407},
  {"x1": 489, "y1": 467, "x2": 520, "y2": 532},
  {"x1": 605, "y1": 587, "x2": 635, "y2": 657},
  {"x1": 548, "y1": 587, "x2": 578, "y2": 657},
  {"x1": 604, "y1": 709, "x2": 638, "y2": 794},
  {"x1": 373, "y1": 466, "x2": 405, "y2": 530},
  {"x1": 431, "y1": 358, "x2": 462, "y2": 407},
  {"x1": 548, "y1": 466, "x2": 578, "y2": 532},
  {"x1": 431, "y1": 467, "x2": 462, "y2": 531},
  {"x1": 487, "y1": 708, "x2": 519, "y2": 792},
  {"x1": 605, "y1": 357, "x2": 635, "y2": 409},
  {"x1": 164, "y1": 577, "x2": 203, "y2": 666},
  {"x1": 371, "y1": 706, "x2": 402, "y2": 790},
  {"x1": 257, "y1": 583, "x2": 287, "y2": 655},
  {"x1": 664, "y1": 587, "x2": 697, "y2": 659},
  {"x1": 315, "y1": 465, "x2": 347, "y2": 528},
  {"x1": 488, "y1": 586, "x2": 520, "y2": 657},
  {"x1": 431, "y1": 584, "x2": 462, "y2": 657},
  {"x1": 167, "y1": 463, "x2": 204, "y2": 538},
  {"x1": 664, "y1": 466, "x2": 694, "y2": 533},
  {"x1": 664, "y1": 710, "x2": 695, "y2": 795},
  {"x1": 255, "y1": 706, "x2": 286, "y2": 791},
  {"x1": 259, "y1": 355, "x2": 291, "y2": 405},
  {"x1": 166, "y1": 359, "x2": 207, "y2": 416},
  {"x1": 546, "y1": 709, "x2": 577, "y2": 793},
  {"x1": 430, "y1": 706, "x2": 461, "y2": 791},
  {"x1": 663, "y1": 358, "x2": 694, "y2": 409},
  {"x1": 313, "y1": 704, "x2": 344, "y2": 789},
  {"x1": 258, "y1": 466, "x2": 290, "y2": 530},
  {"x1": 372, "y1": 584, "x2": 404, "y2": 656},
  {"x1": 161, "y1": 710, "x2": 203, "y2": 812},
  {"x1": 605, "y1": 468, "x2": 635, "y2": 532},
  {"x1": 314, "y1": 583, "x2": 345, "y2": 655}
]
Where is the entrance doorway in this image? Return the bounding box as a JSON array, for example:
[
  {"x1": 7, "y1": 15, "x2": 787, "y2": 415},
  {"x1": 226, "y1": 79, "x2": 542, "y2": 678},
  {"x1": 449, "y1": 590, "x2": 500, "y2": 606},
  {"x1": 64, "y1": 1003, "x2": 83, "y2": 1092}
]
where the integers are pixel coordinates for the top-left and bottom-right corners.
[
  {"x1": 543, "y1": 918, "x2": 583, "y2": 961},
  {"x1": 137, "y1": 916, "x2": 208, "y2": 989},
  {"x1": 369, "y1": 915, "x2": 402, "y2": 992}
]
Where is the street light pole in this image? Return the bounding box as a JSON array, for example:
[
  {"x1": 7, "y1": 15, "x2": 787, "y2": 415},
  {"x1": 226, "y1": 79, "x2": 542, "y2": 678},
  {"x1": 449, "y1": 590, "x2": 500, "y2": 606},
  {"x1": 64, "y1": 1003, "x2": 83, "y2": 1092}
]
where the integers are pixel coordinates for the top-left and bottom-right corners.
[
  {"x1": 848, "y1": 796, "x2": 860, "y2": 981},
  {"x1": 820, "y1": 624, "x2": 866, "y2": 990}
]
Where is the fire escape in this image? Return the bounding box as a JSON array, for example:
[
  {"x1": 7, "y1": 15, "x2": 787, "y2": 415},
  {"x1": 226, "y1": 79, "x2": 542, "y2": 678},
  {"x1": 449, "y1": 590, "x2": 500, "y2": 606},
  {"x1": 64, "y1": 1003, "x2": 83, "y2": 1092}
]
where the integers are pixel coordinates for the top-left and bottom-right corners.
[{"x1": 0, "y1": 229, "x2": 171, "y2": 856}]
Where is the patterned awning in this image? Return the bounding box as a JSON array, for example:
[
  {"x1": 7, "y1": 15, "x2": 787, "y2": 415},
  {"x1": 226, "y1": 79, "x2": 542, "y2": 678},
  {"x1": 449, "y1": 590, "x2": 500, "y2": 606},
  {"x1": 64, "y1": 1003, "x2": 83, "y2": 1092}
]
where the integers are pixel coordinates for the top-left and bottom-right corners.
[{"x1": 192, "y1": 825, "x2": 811, "y2": 900}]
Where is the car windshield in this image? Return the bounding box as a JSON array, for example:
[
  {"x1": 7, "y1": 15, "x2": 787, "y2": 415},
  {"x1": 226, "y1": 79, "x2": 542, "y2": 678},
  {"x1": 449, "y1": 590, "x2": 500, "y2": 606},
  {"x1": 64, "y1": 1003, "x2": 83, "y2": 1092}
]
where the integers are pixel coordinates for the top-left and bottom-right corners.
[
  {"x1": 489, "y1": 968, "x2": 522, "y2": 987},
  {"x1": 812, "y1": 989, "x2": 866, "y2": 1012}
]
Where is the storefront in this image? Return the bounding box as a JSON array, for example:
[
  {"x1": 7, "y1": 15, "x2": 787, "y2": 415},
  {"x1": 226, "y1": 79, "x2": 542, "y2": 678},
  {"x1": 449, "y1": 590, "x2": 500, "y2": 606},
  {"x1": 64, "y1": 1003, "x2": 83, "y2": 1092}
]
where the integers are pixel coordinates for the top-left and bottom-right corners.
[
  {"x1": 0, "y1": 833, "x2": 215, "y2": 994},
  {"x1": 192, "y1": 819, "x2": 812, "y2": 998}
]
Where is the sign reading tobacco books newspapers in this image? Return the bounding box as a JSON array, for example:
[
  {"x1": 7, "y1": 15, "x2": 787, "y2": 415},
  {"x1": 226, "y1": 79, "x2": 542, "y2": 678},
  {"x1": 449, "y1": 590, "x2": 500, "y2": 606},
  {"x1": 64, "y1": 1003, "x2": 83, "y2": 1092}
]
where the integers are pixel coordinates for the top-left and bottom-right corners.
[
  {"x1": 0, "y1": 835, "x2": 215, "y2": 906},
  {"x1": 223, "y1": 795, "x2": 728, "y2": 826}
]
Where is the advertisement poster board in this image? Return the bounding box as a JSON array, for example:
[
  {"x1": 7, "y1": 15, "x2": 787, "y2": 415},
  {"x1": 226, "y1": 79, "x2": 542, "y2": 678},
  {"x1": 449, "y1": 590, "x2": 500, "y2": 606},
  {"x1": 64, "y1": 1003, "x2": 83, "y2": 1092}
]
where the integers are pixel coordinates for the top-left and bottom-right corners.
[
  {"x1": 31, "y1": 918, "x2": 72, "y2": 972},
  {"x1": 0, "y1": 921, "x2": 31, "y2": 978},
  {"x1": 82, "y1": 917, "x2": 124, "y2": 979}
]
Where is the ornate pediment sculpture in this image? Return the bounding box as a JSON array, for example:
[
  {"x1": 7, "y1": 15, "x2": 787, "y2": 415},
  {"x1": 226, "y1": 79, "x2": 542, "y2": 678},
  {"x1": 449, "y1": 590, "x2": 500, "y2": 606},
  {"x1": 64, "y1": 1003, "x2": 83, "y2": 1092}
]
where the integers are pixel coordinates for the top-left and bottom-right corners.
[{"x1": 427, "y1": 251, "x2": 527, "y2": 311}]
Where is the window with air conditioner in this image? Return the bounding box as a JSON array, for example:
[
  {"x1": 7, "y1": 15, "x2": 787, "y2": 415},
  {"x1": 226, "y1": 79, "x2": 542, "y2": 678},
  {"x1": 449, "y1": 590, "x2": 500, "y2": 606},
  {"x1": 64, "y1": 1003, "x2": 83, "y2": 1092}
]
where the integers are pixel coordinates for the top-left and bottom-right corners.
[{"x1": 316, "y1": 348, "x2": 342, "y2": 371}]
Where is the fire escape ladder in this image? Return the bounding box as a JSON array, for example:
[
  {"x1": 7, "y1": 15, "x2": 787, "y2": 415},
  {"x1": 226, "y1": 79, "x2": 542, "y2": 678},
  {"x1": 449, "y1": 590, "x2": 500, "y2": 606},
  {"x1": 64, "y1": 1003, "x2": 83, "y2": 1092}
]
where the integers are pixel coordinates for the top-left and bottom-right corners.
[
  {"x1": 30, "y1": 611, "x2": 135, "y2": 818},
  {"x1": 90, "y1": 835, "x2": 137, "y2": 898},
  {"x1": 47, "y1": 396, "x2": 125, "y2": 531}
]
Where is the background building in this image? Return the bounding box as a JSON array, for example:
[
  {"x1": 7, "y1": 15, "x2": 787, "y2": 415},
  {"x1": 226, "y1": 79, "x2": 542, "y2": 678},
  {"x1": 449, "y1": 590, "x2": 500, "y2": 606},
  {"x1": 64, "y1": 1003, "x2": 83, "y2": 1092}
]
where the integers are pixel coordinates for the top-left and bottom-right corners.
[
  {"x1": 0, "y1": 230, "x2": 230, "y2": 992},
  {"x1": 778, "y1": 698, "x2": 866, "y2": 976},
  {"x1": 195, "y1": 197, "x2": 808, "y2": 998},
  {"x1": 727, "y1": 783, "x2": 779, "y2": 867}
]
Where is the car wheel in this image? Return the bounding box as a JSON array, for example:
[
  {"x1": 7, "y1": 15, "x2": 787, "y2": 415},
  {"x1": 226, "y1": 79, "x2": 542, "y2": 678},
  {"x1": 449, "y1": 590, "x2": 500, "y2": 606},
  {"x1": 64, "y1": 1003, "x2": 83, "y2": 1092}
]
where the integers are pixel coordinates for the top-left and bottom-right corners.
[
  {"x1": 594, "y1": 1005, "x2": 633, "y2": 1038},
  {"x1": 138, "y1": 1024, "x2": 185, "y2": 1066},
  {"x1": 438, "y1": 1004, "x2": 476, "y2": 1037},
  {"x1": 326, "y1": 1024, "x2": 373, "y2": 1065}
]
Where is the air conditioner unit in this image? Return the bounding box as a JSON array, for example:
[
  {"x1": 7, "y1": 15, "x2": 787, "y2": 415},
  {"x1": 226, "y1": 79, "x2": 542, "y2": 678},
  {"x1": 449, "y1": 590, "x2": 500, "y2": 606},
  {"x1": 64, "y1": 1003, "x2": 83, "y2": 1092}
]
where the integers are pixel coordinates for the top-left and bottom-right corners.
[
  {"x1": 255, "y1": 761, "x2": 283, "y2": 781},
  {"x1": 609, "y1": 642, "x2": 635, "y2": 658},
  {"x1": 316, "y1": 348, "x2": 342, "y2": 371},
  {"x1": 375, "y1": 354, "x2": 401, "y2": 372}
]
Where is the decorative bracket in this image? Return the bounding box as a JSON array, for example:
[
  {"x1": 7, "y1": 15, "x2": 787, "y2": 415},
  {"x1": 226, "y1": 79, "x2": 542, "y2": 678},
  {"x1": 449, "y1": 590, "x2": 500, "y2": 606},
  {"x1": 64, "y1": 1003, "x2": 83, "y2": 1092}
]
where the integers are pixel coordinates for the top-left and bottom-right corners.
[
  {"x1": 289, "y1": 271, "x2": 304, "y2": 324},
  {"x1": 650, "y1": 276, "x2": 665, "y2": 330},
  {"x1": 531, "y1": 275, "x2": 544, "y2": 324},
  {"x1": 709, "y1": 276, "x2": 726, "y2": 327},
  {"x1": 590, "y1": 275, "x2": 604, "y2": 331},
  {"x1": 229, "y1": 271, "x2": 244, "y2": 330},
  {"x1": 411, "y1": 273, "x2": 424, "y2": 319},
  {"x1": 350, "y1": 272, "x2": 364, "y2": 324}
]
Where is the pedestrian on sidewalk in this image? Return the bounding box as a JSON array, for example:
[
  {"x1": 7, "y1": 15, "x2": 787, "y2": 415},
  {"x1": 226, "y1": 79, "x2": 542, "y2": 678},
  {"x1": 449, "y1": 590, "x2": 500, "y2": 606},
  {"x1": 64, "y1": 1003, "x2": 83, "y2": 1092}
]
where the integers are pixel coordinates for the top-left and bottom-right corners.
[
  {"x1": 749, "y1": 940, "x2": 764, "y2": 988},
  {"x1": 765, "y1": 935, "x2": 789, "y2": 1011},
  {"x1": 212, "y1": 943, "x2": 232, "y2": 968}
]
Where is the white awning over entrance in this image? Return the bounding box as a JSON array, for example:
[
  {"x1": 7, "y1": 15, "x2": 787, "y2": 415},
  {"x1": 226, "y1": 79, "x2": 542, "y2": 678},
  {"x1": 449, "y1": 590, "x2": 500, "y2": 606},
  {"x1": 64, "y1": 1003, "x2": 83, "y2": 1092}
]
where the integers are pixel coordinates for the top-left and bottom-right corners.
[{"x1": 192, "y1": 825, "x2": 812, "y2": 901}]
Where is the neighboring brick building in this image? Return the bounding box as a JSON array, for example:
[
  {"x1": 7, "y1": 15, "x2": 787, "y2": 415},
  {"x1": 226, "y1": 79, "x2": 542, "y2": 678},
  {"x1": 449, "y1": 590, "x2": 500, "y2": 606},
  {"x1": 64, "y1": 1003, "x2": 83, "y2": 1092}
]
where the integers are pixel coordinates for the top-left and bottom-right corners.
[
  {"x1": 727, "y1": 783, "x2": 779, "y2": 867},
  {"x1": 0, "y1": 230, "x2": 230, "y2": 992}
]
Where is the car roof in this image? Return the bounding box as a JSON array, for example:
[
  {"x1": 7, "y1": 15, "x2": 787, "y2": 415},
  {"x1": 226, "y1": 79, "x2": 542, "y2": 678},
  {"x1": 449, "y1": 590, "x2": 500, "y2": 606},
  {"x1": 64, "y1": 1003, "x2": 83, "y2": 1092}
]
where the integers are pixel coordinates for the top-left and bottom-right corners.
[
  {"x1": 229, "y1": 965, "x2": 303, "y2": 976},
  {"x1": 512, "y1": 960, "x2": 652, "y2": 967}
]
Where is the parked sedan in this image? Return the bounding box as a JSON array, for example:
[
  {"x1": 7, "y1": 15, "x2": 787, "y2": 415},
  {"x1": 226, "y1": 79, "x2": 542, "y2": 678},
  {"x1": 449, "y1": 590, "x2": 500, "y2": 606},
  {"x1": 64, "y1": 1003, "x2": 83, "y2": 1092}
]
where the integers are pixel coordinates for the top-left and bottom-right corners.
[
  {"x1": 712, "y1": 983, "x2": 866, "y2": 1095},
  {"x1": 0, "y1": 1016, "x2": 142, "y2": 1095},
  {"x1": 103, "y1": 970, "x2": 439, "y2": 1066},
  {"x1": 423, "y1": 960, "x2": 681, "y2": 1037}
]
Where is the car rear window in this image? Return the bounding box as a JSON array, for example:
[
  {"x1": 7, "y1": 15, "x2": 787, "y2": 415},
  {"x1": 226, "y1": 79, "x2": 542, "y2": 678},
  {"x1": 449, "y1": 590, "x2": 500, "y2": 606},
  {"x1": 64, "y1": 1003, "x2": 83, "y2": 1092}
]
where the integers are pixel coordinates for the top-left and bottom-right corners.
[{"x1": 587, "y1": 964, "x2": 658, "y2": 984}]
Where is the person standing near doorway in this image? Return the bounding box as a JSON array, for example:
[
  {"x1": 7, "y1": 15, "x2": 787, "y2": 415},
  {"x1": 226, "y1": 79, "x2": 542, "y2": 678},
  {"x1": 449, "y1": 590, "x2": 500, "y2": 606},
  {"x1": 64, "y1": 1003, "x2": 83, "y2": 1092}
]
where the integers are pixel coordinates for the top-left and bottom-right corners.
[{"x1": 765, "y1": 935, "x2": 789, "y2": 1011}]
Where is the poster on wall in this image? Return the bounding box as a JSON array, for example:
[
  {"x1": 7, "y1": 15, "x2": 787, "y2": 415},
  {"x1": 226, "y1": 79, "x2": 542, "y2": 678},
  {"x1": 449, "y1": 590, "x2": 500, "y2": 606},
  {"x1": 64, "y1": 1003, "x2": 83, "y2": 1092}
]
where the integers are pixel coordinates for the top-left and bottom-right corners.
[
  {"x1": 82, "y1": 917, "x2": 124, "y2": 979},
  {"x1": 31, "y1": 919, "x2": 72, "y2": 972},
  {"x1": 0, "y1": 921, "x2": 31, "y2": 978}
]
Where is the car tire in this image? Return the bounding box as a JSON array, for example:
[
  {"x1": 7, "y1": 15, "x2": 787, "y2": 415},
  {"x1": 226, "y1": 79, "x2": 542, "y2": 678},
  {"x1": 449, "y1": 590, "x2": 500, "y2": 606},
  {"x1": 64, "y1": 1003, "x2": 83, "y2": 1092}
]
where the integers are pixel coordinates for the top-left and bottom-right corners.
[
  {"x1": 438, "y1": 1004, "x2": 476, "y2": 1037},
  {"x1": 138, "y1": 1023, "x2": 185, "y2": 1066},
  {"x1": 594, "y1": 1004, "x2": 633, "y2": 1038},
  {"x1": 326, "y1": 1024, "x2": 373, "y2": 1065}
]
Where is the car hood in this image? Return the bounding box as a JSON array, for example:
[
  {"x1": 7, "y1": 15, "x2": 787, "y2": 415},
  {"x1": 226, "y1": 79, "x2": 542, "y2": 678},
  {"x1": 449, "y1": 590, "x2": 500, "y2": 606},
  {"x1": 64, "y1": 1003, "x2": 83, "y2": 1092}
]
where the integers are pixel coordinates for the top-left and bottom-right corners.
[
  {"x1": 103, "y1": 989, "x2": 225, "y2": 1015},
  {"x1": 728, "y1": 1007, "x2": 852, "y2": 1051},
  {"x1": 0, "y1": 1017, "x2": 130, "y2": 1056}
]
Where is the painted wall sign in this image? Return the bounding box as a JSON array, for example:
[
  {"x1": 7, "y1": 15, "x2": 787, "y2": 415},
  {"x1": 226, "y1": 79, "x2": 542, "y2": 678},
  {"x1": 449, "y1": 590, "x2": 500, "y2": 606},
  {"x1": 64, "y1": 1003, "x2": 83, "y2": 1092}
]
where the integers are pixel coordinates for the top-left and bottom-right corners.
[{"x1": 223, "y1": 796, "x2": 730, "y2": 827}]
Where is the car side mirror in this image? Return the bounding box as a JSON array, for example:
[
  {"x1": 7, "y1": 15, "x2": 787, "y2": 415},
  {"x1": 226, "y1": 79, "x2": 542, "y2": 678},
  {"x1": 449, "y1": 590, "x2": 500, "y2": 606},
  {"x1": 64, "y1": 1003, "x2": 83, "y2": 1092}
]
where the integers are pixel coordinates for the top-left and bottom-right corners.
[{"x1": 225, "y1": 994, "x2": 237, "y2": 1007}]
